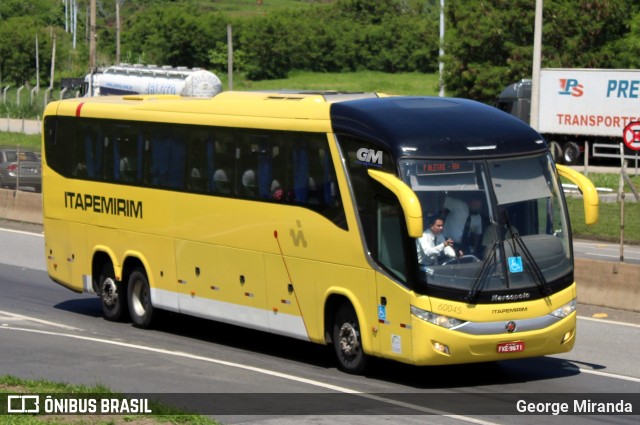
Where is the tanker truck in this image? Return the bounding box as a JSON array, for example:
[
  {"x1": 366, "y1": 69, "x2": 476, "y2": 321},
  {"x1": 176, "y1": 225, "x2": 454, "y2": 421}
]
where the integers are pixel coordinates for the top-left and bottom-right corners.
[
  {"x1": 497, "y1": 68, "x2": 640, "y2": 164},
  {"x1": 81, "y1": 64, "x2": 223, "y2": 98}
]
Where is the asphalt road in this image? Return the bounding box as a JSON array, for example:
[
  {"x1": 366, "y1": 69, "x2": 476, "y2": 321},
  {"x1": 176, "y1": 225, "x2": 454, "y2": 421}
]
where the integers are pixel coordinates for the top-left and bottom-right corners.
[
  {"x1": 0, "y1": 226, "x2": 639, "y2": 424},
  {"x1": 573, "y1": 239, "x2": 640, "y2": 265}
]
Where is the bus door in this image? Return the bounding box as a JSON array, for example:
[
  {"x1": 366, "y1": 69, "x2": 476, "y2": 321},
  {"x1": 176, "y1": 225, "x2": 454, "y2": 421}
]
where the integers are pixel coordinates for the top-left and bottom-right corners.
[{"x1": 373, "y1": 194, "x2": 414, "y2": 360}]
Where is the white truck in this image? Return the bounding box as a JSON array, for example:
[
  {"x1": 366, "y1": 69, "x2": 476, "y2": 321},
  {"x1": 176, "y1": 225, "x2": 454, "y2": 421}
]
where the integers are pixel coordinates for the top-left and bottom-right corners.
[
  {"x1": 81, "y1": 64, "x2": 223, "y2": 98},
  {"x1": 497, "y1": 68, "x2": 640, "y2": 164}
]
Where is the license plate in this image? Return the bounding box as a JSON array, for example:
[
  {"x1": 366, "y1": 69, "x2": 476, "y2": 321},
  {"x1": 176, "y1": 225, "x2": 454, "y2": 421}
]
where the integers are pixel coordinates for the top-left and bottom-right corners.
[{"x1": 497, "y1": 341, "x2": 525, "y2": 353}]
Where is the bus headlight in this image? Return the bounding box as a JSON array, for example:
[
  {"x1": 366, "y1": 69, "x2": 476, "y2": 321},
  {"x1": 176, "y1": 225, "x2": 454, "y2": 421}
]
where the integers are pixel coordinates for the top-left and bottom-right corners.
[
  {"x1": 550, "y1": 299, "x2": 577, "y2": 319},
  {"x1": 410, "y1": 305, "x2": 465, "y2": 329}
]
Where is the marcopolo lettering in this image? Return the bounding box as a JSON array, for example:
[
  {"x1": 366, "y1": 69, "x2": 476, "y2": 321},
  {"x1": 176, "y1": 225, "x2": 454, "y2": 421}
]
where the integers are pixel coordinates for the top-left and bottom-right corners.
[
  {"x1": 491, "y1": 292, "x2": 531, "y2": 302},
  {"x1": 64, "y1": 192, "x2": 143, "y2": 219}
]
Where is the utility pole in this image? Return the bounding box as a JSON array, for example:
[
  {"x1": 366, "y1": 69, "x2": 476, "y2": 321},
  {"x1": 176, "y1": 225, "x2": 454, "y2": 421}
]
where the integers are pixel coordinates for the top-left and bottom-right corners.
[
  {"x1": 438, "y1": 0, "x2": 445, "y2": 97},
  {"x1": 227, "y1": 24, "x2": 234, "y2": 91},
  {"x1": 116, "y1": 0, "x2": 121, "y2": 64},
  {"x1": 89, "y1": 0, "x2": 97, "y2": 71},
  {"x1": 35, "y1": 33, "x2": 40, "y2": 89},
  {"x1": 73, "y1": 0, "x2": 77, "y2": 50},
  {"x1": 64, "y1": 0, "x2": 69, "y2": 32},
  {"x1": 50, "y1": 33, "x2": 56, "y2": 89},
  {"x1": 530, "y1": 0, "x2": 543, "y2": 130}
]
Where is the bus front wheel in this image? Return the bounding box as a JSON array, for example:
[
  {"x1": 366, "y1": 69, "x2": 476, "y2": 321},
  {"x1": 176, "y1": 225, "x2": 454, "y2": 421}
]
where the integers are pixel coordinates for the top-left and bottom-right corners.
[
  {"x1": 128, "y1": 267, "x2": 155, "y2": 329},
  {"x1": 332, "y1": 303, "x2": 368, "y2": 374},
  {"x1": 98, "y1": 263, "x2": 128, "y2": 322}
]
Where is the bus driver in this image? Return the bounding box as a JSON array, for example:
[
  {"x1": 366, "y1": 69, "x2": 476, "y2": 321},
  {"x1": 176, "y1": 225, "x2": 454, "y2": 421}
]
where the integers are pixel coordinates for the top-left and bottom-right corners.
[{"x1": 417, "y1": 216, "x2": 463, "y2": 266}]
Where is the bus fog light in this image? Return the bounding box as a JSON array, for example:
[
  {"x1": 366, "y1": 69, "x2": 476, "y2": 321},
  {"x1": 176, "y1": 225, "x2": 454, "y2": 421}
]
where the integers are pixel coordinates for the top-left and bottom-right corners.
[
  {"x1": 561, "y1": 330, "x2": 574, "y2": 344},
  {"x1": 432, "y1": 341, "x2": 450, "y2": 355}
]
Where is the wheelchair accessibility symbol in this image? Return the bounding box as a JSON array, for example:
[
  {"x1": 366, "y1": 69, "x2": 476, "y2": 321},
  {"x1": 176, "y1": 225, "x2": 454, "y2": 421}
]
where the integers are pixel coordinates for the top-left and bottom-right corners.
[
  {"x1": 508, "y1": 256, "x2": 523, "y2": 273},
  {"x1": 378, "y1": 305, "x2": 386, "y2": 321}
]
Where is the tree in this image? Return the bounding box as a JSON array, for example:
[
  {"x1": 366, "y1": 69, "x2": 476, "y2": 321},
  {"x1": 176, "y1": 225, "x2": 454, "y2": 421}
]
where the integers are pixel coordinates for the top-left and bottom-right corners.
[
  {"x1": 0, "y1": 0, "x2": 62, "y2": 25},
  {"x1": 444, "y1": 0, "x2": 634, "y2": 103},
  {"x1": 239, "y1": 0, "x2": 440, "y2": 80},
  {"x1": 122, "y1": 3, "x2": 227, "y2": 68},
  {"x1": 0, "y1": 0, "x2": 68, "y2": 85},
  {"x1": 444, "y1": 0, "x2": 535, "y2": 102},
  {"x1": 605, "y1": 3, "x2": 640, "y2": 68},
  {"x1": 0, "y1": 18, "x2": 32, "y2": 85}
]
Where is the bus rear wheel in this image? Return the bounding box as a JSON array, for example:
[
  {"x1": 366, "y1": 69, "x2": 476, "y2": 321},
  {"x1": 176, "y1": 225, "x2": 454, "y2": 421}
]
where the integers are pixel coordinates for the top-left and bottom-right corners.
[
  {"x1": 98, "y1": 263, "x2": 128, "y2": 322},
  {"x1": 332, "y1": 303, "x2": 368, "y2": 374},
  {"x1": 128, "y1": 267, "x2": 155, "y2": 329}
]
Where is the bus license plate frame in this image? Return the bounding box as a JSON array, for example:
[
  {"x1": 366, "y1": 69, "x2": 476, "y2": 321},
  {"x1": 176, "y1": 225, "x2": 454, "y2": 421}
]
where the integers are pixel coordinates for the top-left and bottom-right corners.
[{"x1": 497, "y1": 341, "x2": 525, "y2": 353}]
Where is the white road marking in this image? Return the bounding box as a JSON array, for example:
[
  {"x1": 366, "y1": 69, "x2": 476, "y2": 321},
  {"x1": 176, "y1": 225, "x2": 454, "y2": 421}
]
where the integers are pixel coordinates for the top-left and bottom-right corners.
[
  {"x1": 0, "y1": 228, "x2": 43, "y2": 237},
  {"x1": 572, "y1": 367, "x2": 640, "y2": 383},
  {"x1": 583, "y1": 252, "x2": 640, "y2": 260},
  {"x1": 0, "y1": 324, "x2": 499, "y2": 424},
  {"x1": 578, "y1": 315, "x2": 640, "y2": 329},
  {"x1": 0, "y1": 309, "x2": 81, "y2": 330}
]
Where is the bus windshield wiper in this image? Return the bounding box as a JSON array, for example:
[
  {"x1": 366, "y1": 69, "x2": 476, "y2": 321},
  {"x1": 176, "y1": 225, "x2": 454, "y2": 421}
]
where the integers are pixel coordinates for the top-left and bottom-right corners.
[{"x1": 466, "y1": 241, "x2": 498, "y2": 303}]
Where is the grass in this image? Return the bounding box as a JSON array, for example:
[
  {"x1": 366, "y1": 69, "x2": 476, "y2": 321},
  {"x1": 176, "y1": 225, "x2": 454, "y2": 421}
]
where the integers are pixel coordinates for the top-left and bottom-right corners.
[
  {"x1": 581, "y1": 171, "x2": 640, "y2": 190},
  {"x1": 210, "y1": 0, "x2": 334, "y2": 18},
  {"x1": 0, "y1": 375, "x2": 219, "y2": 424},
  {"x1": 0, "y1": 133, "x2": 40, "y2": 151},
  {"x1": 228, "y1": 70, "x2": 441, "y2": 95},
  {"x1": 567, "y1": 197, "x2": 640, "y2": 244},
  {"x1": 562, "y1": 173, "x2": 640, "y2": 243},
  {"x1": 0, "y1": 89, "x2": 53, "y2": 120}
]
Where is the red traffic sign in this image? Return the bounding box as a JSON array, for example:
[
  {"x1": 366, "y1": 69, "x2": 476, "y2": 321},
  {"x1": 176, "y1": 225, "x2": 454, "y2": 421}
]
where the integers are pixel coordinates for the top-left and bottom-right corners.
[{"x1": 623, "y1": 121, "x2": 640, "y2": 151}]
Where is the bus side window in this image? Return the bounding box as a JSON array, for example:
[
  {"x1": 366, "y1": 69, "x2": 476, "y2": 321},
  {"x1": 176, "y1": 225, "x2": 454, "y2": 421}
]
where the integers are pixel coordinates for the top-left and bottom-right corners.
[
  {"x1": 72, "y1": 122, "x2": 89, "y2": 178},
  {"x1": 113, "y1": 125, "x2": 140, "y2": 184},
  {"x1": 237, "y1": 134, "x2": 265, "y2": 199},
  {"x1": 292, "y1": 144, "x2": 309, "y2": 204},
  {"x1": 75, "y1": 120, "x2": 105, "y2": 181},
  {"x1": 376, "y1": 196, "x2": 407, "y2": 282},
  {"x1": 148, "y1": 127, "x2": 185, "y2": 190},
  {"x1": 168, "y1": 134, "x2": 185, "y2": 189},
  {"x1": 266, "y1": 139, "x2": 287, "y2": 201},
  {"x1": 212, "y1": 131, "x2": 234, "y2": 195},
  {"x1": 187, "y1": 130, "x2": 211, "y2": 193}
]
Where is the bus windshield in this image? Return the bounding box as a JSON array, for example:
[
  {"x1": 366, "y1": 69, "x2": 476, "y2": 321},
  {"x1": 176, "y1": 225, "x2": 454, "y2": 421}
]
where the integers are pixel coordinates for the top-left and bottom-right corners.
[{"x1": 399, "y1": 153, "x2": 571, "y2": 301}]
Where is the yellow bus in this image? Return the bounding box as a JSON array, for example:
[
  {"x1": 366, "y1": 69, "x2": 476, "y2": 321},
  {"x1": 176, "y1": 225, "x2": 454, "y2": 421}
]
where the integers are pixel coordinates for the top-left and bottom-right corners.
[{"x1": 42, "y1": 90, "x2": 598, "y2": 373}]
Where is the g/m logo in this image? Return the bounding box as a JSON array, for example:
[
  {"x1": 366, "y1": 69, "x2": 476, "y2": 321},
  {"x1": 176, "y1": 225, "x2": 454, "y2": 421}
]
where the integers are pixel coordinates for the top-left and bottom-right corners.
[
  {"x1": 356, "y1": 148, "x2": 383, "y2": 166},
  {"x1": 558, "y1": 78, "x2": 584, "y2": 97}
]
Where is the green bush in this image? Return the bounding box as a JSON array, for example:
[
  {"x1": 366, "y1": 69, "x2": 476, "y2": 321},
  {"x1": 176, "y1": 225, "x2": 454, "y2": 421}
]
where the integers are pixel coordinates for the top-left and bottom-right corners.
[{"x1": 239, "y1": 1, "x2": 439, "y2": 80}]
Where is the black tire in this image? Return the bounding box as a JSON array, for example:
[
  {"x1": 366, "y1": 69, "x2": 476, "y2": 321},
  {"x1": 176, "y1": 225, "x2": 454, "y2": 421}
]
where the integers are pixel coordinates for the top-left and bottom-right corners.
[
  {"x1": 332, "y1": 303, "x2": 368, "y2": 374},
  {"x1": 127, "y1": 267, "x2": 155, "y2": 328},
  {"x1": 98, "y1": 262, "x2": 128, "y2": 322},
  {"x1": 548, "y1": 141, "x2": 562, "y2": 163},
  {"x1": 562, "y1": 142, "x2": 581, "y2": 165}
]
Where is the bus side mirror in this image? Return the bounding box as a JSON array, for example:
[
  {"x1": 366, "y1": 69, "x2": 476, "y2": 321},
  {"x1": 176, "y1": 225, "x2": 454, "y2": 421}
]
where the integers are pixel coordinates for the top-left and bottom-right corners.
[
  {"x1": 556, "y1": 164, "x2": 599, "y2": 225},
  {"x1": 367, "y1": 169, "x2": 423, "y2": 238}
]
